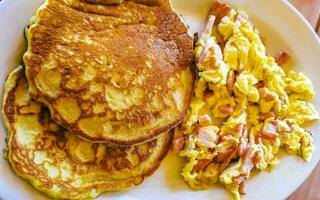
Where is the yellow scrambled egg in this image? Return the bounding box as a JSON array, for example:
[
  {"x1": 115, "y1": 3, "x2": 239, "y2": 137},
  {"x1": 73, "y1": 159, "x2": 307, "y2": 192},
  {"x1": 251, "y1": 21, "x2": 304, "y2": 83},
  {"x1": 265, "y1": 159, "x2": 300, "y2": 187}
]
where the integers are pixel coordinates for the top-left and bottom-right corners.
[{"x1": 178, "y1": 8, "x2": 319, "y2": 200}]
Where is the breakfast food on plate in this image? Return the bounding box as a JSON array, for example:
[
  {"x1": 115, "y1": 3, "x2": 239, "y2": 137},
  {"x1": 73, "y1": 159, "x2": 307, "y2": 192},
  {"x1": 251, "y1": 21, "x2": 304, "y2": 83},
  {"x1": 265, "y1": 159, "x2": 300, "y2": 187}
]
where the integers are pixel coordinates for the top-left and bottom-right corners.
[
  {"x1": 2, "y1": 0, "x2": 319, "y2": 199},
  {"x1": 175, "y1": 1, "x2": 319, "y2": 199},
  {"x1": 23, "y1": 0, "x2": 195, "y2": 145},
  {"x1": 2, "y1": 66, "x2": 173, "y2": 199}
]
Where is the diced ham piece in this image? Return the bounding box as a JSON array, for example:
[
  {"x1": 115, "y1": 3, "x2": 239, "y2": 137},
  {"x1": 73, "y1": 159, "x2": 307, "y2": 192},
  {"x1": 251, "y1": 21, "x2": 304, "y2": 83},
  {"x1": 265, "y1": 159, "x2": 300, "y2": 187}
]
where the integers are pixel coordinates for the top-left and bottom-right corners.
[
  {"x1": 275, "y1": 50, "x2": 291, "y2": 66},
  {"x1": 193, "y1": 159, "x2": 212, "y2": 172},
  {"x1": 172, "y1": 136, "x2": 185, "y2": 153},
  {"x1": 270, "y1": 120, "x2": 281, "y2": 131},
  {"x1": 255, "y1": 81, "x2": 265, "y2": 89},
  {"x1": 259, "y1": 87, "x2": 274, "y2": 102},
  {"x1": 227, "y1": 70, "x2": 236, "y2": 91},
  {"x1": 239, "y1": 182, "x2": 246, "y2": 195},
  {"x1": 216, "y1": 149, "x2": 233, "y2": 162},
  {"x1": 198, "y1": 43, "x2": 212, "y2": 63},
  {"x1": 235, "y1": 124, "x2": 245, "y2": 135},
  {"x1": 209, "y1": 1, "x2": 232, "y2": 25},
  {"x1": 260, "y1": 131, "x2": 277, "y2": 142},
  {"x1": 219, "y1": 104, "x2": 234, "y2": 115},
  {"x1": 199, "y1": 15, "x2": 216, "y2": 44},
  {"x1": 260, "y1": 112, "x2": 275, "y2": 120},
  {"x1": 232, "y1": 174, "x2": 247, "y2": 185},
  {"x1": 198, "y1": 128, "x2": 217, "y2": 148},
  {"x1": 241, "y1": 148, "x2": 255, "y2": 173},
  {"x1": 198, "y1": 41, "x2": 223, "y2": 65}
]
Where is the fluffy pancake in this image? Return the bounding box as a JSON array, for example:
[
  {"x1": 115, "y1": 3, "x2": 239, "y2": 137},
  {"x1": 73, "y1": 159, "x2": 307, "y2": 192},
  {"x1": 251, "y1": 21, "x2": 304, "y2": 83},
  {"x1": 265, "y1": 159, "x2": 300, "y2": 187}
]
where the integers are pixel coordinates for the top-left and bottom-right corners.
[
  {"x1": 2, "y1": 66, "x2": 173, "y2": 199},
  {"x1": 23, "y1": 0, "x2": 195, "y2": 145}
]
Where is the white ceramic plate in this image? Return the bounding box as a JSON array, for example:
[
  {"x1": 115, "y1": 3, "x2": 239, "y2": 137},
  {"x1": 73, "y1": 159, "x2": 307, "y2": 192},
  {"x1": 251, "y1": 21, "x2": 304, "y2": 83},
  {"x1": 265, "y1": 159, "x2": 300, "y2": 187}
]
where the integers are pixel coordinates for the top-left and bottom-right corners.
[{"x1": 0, "y1": 0, "x2": 319, "y2": 199}]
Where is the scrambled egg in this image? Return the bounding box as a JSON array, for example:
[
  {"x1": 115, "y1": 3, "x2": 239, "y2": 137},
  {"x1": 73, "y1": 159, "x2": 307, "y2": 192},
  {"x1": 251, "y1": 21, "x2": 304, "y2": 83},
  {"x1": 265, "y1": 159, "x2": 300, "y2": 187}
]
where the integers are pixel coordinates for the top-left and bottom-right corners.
[{"x1": 178, "y1": 7, "x2": 319, "y2": 200}]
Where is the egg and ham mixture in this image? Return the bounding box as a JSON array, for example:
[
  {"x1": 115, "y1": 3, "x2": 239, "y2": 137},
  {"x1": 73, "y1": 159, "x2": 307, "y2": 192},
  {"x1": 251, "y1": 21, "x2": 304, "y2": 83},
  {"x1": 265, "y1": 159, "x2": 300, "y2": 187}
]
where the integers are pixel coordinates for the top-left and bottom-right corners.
[{"x1": 174, "y1": 4, "x2": 319, "y2": 200}]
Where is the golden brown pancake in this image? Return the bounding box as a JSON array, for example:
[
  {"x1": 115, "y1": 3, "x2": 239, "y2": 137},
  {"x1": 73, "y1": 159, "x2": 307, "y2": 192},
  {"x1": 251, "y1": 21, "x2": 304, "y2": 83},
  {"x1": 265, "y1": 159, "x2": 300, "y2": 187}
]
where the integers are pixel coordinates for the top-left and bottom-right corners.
[
  {"x1": 23, "y1": 0, "x2": 195, "y2": 145},
  {"x1": 2, "y1": 66, "x2": 173, "y2": 199}
]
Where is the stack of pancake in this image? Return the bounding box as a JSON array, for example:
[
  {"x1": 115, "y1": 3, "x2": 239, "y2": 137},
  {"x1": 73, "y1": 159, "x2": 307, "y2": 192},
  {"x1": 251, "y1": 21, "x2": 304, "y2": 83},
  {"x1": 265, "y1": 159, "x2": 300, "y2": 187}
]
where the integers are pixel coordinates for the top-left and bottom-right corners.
[{"x1": 2, "y1": 0, "x2": 195, "y2": 199}]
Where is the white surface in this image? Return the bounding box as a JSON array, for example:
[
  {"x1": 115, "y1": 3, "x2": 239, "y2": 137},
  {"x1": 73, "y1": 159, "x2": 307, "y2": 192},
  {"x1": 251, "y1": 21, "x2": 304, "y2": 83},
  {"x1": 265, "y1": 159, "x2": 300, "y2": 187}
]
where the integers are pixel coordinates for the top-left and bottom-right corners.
[{"x1": 0, "y1": 0, "x2": 319, "y2": 199}]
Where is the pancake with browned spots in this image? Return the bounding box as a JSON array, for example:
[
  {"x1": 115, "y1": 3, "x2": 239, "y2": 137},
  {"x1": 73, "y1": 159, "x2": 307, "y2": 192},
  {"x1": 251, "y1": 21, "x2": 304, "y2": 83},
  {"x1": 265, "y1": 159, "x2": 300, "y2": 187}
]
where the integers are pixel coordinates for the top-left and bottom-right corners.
[
  {"x1": 23, "y1": 0, "x2": 195, "y2": 145},
  {"x1": 2, "y1": 66, "x2": 173, "y2": 199}
]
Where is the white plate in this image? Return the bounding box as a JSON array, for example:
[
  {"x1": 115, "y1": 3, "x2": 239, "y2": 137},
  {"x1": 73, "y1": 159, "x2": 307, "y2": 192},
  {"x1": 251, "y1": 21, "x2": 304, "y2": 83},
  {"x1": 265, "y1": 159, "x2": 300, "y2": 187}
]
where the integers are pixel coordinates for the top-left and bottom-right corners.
[{"x1": 0, "y1": 0, "x2": 319, "y2": 200}]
